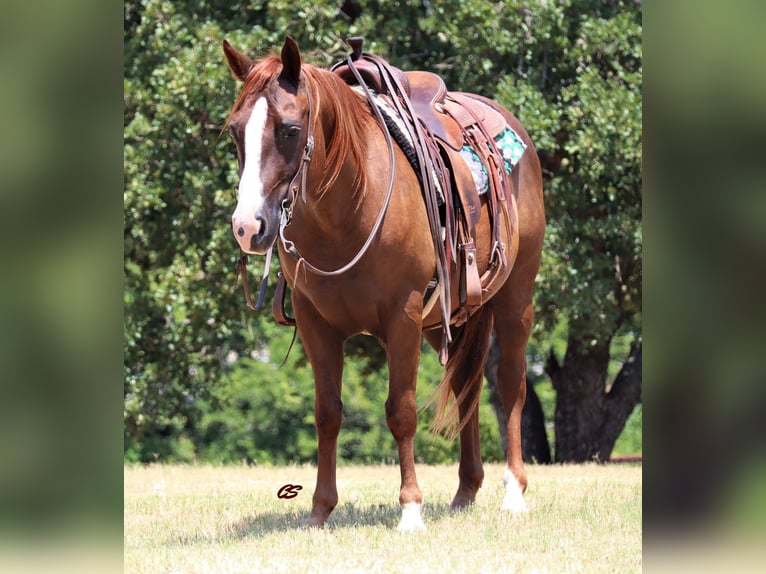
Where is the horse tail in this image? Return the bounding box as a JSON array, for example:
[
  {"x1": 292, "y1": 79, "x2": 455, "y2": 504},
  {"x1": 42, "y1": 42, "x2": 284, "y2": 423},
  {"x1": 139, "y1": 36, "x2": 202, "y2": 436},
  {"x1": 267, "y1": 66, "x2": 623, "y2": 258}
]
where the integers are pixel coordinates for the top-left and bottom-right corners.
[{"x1": 427, "y1": 305, "x2": 494, "y2": 440}]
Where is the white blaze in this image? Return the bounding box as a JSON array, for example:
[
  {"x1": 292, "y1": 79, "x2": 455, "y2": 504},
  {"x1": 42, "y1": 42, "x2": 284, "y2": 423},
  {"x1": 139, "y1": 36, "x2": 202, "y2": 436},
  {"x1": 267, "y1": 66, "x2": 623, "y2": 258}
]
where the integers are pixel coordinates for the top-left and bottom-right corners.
[{"x1": 234, "y1": 97, "x2": 269, "y2": 219}]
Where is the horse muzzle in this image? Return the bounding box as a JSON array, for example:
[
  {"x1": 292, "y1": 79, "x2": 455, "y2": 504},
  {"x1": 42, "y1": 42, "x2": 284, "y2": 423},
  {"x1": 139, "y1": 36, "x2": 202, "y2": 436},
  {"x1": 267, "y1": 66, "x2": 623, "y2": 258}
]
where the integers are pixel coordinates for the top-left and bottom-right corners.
[{"x1": 231, "y1": 210, "x2": 277, "y2": 255}]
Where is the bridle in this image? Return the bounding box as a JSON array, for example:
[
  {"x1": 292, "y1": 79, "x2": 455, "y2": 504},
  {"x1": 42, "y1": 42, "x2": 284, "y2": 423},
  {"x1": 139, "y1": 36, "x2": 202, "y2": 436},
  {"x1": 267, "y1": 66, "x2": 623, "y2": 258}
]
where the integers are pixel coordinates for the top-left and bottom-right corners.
[
  {"x1": 277, "y1": 58, "x2": 397, "y2": 277},
  {"x1": 237, "y1": 54, "x2": 399, "y2": 310}
]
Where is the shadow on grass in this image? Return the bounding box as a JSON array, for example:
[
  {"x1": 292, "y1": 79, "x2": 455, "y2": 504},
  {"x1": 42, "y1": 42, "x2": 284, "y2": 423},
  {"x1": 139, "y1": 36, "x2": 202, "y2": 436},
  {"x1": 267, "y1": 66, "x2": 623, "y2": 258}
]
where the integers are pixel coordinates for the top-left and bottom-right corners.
[
  {"x1": 329, "y1": 499, "x2": 453, "y2": 529},
  {"x1": 175, "y1": 500, "x2": 456, "y2": 544}
]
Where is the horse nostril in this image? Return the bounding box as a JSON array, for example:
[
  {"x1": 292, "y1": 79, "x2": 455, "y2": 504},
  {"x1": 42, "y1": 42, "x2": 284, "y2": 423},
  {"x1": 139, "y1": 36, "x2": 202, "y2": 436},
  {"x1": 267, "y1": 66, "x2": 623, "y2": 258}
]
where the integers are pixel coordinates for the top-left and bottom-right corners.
[
  {"x1": 255, "y1": 218, "x2": 266, "y2": 239},
  {"x1": 237, "y1": 227, "x2": 245, "y2": 238}
]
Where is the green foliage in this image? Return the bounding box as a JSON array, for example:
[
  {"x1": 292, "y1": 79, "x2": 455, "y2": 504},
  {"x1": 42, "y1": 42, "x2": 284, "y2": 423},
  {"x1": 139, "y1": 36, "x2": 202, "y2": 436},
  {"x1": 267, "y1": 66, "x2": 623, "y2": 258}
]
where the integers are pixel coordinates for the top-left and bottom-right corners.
[
  {"x1": 124, "y1": 0, "x2": 641, "y2": 464},
  {"x1": 125, "y1": 329, "x2": 503, "y2": 464},
  {"x1": 612, "y1": 404, "x2": 642, "y2": 456},
  {"x1": 496, "y1": 6, "x2": 643, "y2": 344}
]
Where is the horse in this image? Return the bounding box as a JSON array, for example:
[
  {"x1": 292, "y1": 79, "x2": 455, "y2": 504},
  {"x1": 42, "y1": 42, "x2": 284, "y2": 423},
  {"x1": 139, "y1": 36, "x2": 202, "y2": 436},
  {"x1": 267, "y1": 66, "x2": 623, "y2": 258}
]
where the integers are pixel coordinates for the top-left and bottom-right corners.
[{"x1": 222, "y1": 36, "x2": 545, "y2": 530}]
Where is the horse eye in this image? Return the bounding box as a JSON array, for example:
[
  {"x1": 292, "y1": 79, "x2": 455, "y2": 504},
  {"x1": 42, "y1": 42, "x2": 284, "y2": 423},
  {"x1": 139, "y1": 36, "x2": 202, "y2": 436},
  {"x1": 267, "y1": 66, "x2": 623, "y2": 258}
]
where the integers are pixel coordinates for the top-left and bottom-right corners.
[{"x1": 284, "y1": 124, "x2": 301, "y2": 138}]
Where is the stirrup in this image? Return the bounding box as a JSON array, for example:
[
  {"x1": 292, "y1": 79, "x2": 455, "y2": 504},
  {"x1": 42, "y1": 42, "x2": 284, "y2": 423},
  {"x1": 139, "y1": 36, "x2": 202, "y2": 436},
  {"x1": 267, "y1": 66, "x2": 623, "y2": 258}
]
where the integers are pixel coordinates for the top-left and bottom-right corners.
[{"x1": 490, "y1": 240, "x2": 507, "y2": 267}]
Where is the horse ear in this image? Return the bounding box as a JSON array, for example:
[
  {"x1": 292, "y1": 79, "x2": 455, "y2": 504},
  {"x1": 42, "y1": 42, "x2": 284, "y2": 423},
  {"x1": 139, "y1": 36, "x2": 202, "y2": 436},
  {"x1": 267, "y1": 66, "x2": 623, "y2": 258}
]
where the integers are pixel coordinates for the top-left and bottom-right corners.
[
  {"x1": 280, "y1": 36, "x2": 302, "y2": 86},
  {"x1": 223, "y1": 39, "x2": 254, "y2": 82}
]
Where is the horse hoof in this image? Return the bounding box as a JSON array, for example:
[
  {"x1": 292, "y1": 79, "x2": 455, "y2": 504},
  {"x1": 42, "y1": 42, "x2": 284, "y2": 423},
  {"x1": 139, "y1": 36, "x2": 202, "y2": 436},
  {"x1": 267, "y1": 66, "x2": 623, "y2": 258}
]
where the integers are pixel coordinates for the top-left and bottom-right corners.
[
  {"x1": 301, "y1": 514, "x2": 328, "y2": 528},
  {"x1": 501, "y1": 469, "x2": 529, "y2": 514},
  {"x1": 396, "y1": 502, "x2": 426, "y2": 531},
  {"x1": 396, "y1": 519, "x2": 426, "y2": 532},
  {"x1": 450, "y1": 491, "x2": 477, "y2": 510},
  {"x1": 500, "y1": 498, "x2": 529, "y2": 514}
]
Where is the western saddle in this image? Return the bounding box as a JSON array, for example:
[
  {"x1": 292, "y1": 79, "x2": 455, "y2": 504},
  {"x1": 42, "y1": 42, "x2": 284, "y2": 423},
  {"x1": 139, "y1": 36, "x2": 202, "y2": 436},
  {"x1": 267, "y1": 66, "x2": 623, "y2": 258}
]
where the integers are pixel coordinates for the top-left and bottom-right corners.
[{"x1": 273, "y1": 38, "x2": 519, "y2": 363}]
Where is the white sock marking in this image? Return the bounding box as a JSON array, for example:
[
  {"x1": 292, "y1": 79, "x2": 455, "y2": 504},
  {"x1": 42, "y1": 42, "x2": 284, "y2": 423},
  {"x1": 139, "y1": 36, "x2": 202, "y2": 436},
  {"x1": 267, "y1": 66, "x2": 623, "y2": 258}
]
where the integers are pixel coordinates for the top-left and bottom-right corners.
[
  {"x1": 397, "y1": 502, "x2": 426, "y2": 531},
  {"x1": 501, "y1": 468, "x2": 528, "y2": 514}
]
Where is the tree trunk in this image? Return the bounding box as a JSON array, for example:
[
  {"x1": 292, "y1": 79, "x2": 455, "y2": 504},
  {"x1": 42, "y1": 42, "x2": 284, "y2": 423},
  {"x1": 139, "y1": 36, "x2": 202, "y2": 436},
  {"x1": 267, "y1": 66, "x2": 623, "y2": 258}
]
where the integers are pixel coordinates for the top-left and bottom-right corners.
[
  {"x1": 521, "y1": 379, "x2": 552, "y2": 463},
  {"x1": 596, "y1": 342, "x2": 642, "y2": 461},
  {"x1": 485, "y1": 333, "x2": 551, "y2": 463},
  {"x1": 547, "y1": 334, "x2": 642, "y2": 462}
]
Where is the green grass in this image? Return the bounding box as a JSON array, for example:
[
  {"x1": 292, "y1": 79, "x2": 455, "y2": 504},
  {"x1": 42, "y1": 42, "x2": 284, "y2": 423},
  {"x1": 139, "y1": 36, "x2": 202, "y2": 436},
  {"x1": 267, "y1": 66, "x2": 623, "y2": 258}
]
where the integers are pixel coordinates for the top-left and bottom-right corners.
[{"x1": 125, "y1": 463, "x2": 641, "y2": 573}]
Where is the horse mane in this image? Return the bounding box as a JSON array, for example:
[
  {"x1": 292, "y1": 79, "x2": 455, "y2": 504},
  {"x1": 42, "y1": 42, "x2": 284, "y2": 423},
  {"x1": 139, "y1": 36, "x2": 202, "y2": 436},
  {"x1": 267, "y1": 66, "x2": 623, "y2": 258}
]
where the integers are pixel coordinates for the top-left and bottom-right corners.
[
  {"x1": 226, "y1": 53, "x2": 373, "y2": 200},
  {"x1": 303, "y1": 65, "x2": 373, "y2": 200}
]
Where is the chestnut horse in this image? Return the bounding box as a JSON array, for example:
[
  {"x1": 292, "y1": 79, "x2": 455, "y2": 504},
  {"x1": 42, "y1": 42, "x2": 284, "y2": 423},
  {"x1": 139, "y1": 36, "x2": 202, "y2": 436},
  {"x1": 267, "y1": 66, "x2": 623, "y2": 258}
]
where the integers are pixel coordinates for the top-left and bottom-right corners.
[{"x1": 223, "y1": 37, "x2": 545, "y2": 530}]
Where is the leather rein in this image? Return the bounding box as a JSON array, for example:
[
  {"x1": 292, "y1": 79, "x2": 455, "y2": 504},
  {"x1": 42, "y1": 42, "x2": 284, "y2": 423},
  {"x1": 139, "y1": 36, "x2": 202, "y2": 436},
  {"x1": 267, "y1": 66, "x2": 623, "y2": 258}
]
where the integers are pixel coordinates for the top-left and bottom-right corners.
[{"x1": 236, "y1": 53, "x2": 398, "y2": 307}]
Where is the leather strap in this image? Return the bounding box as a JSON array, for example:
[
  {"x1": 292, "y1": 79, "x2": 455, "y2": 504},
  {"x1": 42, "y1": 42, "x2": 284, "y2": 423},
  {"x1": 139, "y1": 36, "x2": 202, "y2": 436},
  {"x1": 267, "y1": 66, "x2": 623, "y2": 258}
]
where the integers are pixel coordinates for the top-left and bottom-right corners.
[
  {"x1": 236, "y1": 254, "x2": 257, "y2": 311},
  {"x1": 452, "y1": 97, "x2": 513, "y2": 268},
  {"x1": 272, "y1": 270, "x2": 296, "y2": 326},
  {"x1": 459, "y1": 240, "x2": 482, "y2": 310},
  {"x1": 278, "y1": 53, "x2": 398, "y2": 278},
  {"x1": 362, "y1": 52, "x2": 453, "y2": 359}
]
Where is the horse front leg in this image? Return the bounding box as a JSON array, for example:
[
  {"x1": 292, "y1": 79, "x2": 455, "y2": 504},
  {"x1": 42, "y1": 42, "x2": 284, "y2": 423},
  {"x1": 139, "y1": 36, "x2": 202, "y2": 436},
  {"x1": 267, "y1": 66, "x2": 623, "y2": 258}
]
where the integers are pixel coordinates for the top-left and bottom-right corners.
[
  {"x1": 293, "y1": 292, "x2": 345, "y2": 528},
  {"x1": 384, "y1": 297, "x2": 426, "y2": 531}
]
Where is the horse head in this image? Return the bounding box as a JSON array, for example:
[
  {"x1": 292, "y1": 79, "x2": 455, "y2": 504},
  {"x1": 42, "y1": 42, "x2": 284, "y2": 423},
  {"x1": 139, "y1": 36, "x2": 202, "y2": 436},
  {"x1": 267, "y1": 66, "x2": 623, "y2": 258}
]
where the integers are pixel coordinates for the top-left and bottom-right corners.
[{"x1": 223, "y1": 37, "x2": 311, "y2": 255}]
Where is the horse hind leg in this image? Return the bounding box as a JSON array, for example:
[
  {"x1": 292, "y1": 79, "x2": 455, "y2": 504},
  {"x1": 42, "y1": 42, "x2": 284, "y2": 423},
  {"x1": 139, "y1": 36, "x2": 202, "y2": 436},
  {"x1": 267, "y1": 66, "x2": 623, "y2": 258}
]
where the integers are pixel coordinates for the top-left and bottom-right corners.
[
  {"x1": 491, "y1": 279, "x2": 536, "y2": 514},
  {"x1": 426, "y1": 305, "x2": 495, "y2": 510}
]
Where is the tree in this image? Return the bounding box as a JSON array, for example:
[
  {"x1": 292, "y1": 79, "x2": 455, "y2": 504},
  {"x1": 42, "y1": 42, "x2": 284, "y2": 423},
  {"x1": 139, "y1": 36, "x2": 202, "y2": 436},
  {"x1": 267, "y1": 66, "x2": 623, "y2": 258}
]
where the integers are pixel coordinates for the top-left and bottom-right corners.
[
  {"x1": 541, "y1": 7, "x2": 641, "y2": 462},
  {"x1": 495, "y1": 3, "x2": 643, "y2": 462}
]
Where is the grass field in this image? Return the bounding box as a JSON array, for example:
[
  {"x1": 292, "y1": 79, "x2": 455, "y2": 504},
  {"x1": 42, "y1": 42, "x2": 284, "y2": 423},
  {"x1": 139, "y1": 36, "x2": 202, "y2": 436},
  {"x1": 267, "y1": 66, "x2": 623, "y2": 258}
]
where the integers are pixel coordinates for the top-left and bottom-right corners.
[{"x1": 124, "y1": 463, "x2": 641, "y2": 573}]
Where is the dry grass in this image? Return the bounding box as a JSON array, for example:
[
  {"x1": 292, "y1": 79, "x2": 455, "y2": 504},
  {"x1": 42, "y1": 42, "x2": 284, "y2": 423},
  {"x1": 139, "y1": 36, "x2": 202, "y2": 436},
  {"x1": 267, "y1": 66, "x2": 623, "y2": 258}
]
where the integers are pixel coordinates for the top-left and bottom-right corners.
[{"x1": 124, "y1": 463, "x2": 641, "y2": 573}]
